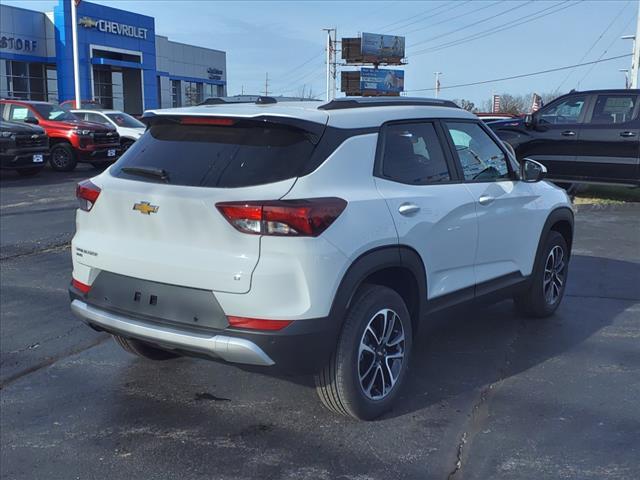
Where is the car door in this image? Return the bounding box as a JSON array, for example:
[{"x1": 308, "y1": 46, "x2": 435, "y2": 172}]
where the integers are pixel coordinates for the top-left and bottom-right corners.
[
  {"x1": 373, "y1": 120, "x2": 479, "y2": 301},
  {"x1": 442, "y1": 120, "x2": 542, "y2": 288},
  {"x1": 577, "y1": 93, "x2": 640, "y2": 185},
  {"x1": 7, "y1": 104, "x2": 39, "y2": 124},
  {"x1": 83, "y1": 112, "x2": 112, "y2": 127},
  {"x1": 520, "y1": 93, "x2": 589, "y2": 181}
]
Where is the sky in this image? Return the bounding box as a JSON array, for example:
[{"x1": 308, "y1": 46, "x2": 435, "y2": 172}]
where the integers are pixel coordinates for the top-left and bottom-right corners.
[{"x1": 6, "y1": 0, "x2": 638, "y2": 107}]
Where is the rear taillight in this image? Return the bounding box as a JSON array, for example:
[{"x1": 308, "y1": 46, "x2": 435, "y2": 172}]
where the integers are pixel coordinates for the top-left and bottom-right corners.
[
  {"x1": 72, "y1": 278, "x2": 91, "y2": 294},
  {"x1": 216, "y1": 198, "x2": 347, "y2": 237},
  {"x1": 76, "y1": 180, "x2": 101, "y2": 211}
]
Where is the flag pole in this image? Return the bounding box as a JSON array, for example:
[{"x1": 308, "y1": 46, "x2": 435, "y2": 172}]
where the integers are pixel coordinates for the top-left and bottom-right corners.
[{"x1": 70, "y1": 0, "x2": 81, "y2": 109}]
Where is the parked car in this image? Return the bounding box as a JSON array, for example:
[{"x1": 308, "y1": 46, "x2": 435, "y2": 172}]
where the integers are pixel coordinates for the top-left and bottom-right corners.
[
  {"x1": 0, "y1": 119, "x2": 50, "y2": 176},
  {"x1": 488, "y1": 89, "x2": 640, "y2": 186},
  {"x1": 0, "y1": 100, "x2": 121, "y2": 172},
  {"x1": 69, "y1": 96, "x2": 573, "y2": 420},
  {"x1": 71, "y1": 109, "x2": 145, "y2": 151},
  {"x1": 476, "y1": 112, "x2": 519, "y2": 123},
  {"x1": 60, "y1": 99, "x2": 104, "y2": 110}
]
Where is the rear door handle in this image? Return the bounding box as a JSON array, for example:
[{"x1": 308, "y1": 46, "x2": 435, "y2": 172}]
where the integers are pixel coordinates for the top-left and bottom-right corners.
[
  {"x1": 478, "y1": 195, "x2": 495, "y2": 206},
  {"x1": 561, "y1": 130, "x2": 576, "y2": 137},
  {"x1": 398, "y1": 203, "x2": 420, "y2": 216},
  {"x1": 620, "y1": 131, "x2": 636, "y2": 137}
]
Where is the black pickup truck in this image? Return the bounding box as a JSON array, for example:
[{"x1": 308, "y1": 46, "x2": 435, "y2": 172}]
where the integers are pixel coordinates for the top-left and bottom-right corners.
[
  {"x1": 0, "y1": 119, "x2": 50, "y2": 176},
  {"x1": 488, "y1": 89, "x2": 640, "y2": 187}
]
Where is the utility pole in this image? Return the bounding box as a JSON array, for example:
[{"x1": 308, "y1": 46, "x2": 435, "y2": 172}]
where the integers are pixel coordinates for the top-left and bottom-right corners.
[
  {"x1": 332, "y1": 29, "x2": 338, "y2": 100},
  {"x1": 622, "y1": 0, "x2": 640, "y2": 88},
  {"x1": 434, "y1": 72, "x2": 442, "y2": 98},
  {"x1": 70, "y1": 0, "x2": 81, "y2": 108},
  {"x1": 264, "y1": 73, "x2": 269, "y2": 96},
  {"x1": 323, "y1": 28, "x2": 335, "y2": 101}
]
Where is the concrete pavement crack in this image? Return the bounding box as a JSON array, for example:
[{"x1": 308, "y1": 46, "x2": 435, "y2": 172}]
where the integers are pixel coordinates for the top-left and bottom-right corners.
[
  {"x1": 0, "y1": 242, "x2": 70, "y2": 261},
  {"x1": 446, "y1": 319, "x2": 523, "y2": 479}
]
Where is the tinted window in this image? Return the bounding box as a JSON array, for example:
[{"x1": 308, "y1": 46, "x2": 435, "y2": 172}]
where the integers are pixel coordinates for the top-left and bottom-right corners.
[
  {"x1": 31, "y1": 103, "x2": 76, "y2": 121},
  {"x1": 112, "y1": 119, "x2": 318, "y2": 188},
  {"x1": 8, "y1": 105, "x2": 36, "y2": 122},
  {"x1": 84, "y1": 112, "x2": 110, "y2": 125},
  {"x1": 589, "y1": 95, "x2": 637, "y2": 124},
  {"x1": 445, "y1": 122, "x2": 510, "y2": 181},
  {"x1": 538, "y1": 95, "x2": 587, "y2": 125},
  {"x1": 106, "y1": 112, "x2": 145, "y2": 128},
  {"x1": 381, "y1": 122, "x2": 450, "y2": 184}
]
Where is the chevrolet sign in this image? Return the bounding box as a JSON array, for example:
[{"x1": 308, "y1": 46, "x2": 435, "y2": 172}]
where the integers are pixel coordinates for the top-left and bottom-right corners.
[{"x1": 79, "y1": 16, "x2": 148, "y2": 40}]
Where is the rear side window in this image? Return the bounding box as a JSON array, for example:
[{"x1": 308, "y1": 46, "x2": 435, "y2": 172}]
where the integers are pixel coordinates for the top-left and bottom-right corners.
[
  {"x1": 589, "y1": 95, "x2": 637, "y2": 124},
  {"x1": 112, "y1": 119, "x2": 319, "y2": 188},
  {"x1": 380, "y1": 122, "x2": 451, "y2": 185}
]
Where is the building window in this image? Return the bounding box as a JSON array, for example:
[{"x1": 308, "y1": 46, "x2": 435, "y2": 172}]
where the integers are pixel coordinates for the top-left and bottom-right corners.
[
  {"x1": 171, "y1": 80, "x2": 181, "y2": 107},
  {"x1": 183, "y1": 81, "x2": 203, "y2": 106},
  {"x1": 157, "y1": 76, "x2": 162, "y2": 107},
  {"x1": 46, "y1": 67, "x2": 58, "y2": 103},
  {"x1": 93, "y1": 67, "x2": 124, "y2": 110},
  {"x1": 0, "y1": 60, "x2": 49, "y2": 101}
]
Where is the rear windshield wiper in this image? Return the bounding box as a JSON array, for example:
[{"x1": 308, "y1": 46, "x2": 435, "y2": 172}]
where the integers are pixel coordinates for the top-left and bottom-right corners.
[{"x1": 121, "y1": 166, "x2": 170, "y2": 183}]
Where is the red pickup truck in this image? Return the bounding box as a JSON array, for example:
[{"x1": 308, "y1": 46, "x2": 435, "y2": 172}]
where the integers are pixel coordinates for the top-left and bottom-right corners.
[{"x1": 0, "y1": 100, "x2": 121, "y2": 172}]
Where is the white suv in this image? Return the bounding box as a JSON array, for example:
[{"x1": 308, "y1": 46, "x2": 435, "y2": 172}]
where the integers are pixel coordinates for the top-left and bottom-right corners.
[
  {"x1": 71, "y1": 109, "x2": 145, "y2": 150},
  {"x1": 69, "y1": 97, "x2": 574, "y2": 420}
]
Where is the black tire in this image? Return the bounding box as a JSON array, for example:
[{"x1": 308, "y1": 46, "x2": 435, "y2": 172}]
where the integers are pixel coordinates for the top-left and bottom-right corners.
[
  {"x1": 16, "y1": 166, "x2": 45, "y2": 177},
  {"x1": 315, "y1": 284, "x2": 413, "y2": 420},
  {"x1": 91, "y1": 161, "x2": 112, "y2": 170},
  {"x1": 121, "y1": 138, "x2": 135, "y2": 152},
  {"x1": 113, "y1": 335, "x2": 180, "y2": 361},
  {"x1": 514, "y1": 231, "x2": 569, "y2": 318},
  {"x1": 49, "y1": 143, "x2": 77, "y2": 172}
]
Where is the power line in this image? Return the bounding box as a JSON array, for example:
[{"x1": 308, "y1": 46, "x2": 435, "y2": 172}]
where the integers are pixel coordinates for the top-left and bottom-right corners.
[
  {"x1": 576, "y1": 11, "x2": 636, "y2": 87},
  {"x1": 407, "y1": 0, "x2": 532, "y2": 49},
  {"x1": 269, "y1": 50, "x2": 324, "y2": 88},
  {"x1": 404, "y1": 54, "x2": 631, "y2": 93},
  {"x1": 387, "y1": 1, "x2": 473, "y2": 35},
  {"x1": 409, "y1": 0, "x2": 579, "y2": 57},
  {"x1": 555, "y1": 0, "x2": 632, "y2": 92},
  {"x1": 373, "y1": 1, "x2": 451, "y2": 33},
  {"x1": 401, "y1": 0, "x2": 506, "y2": 37}
]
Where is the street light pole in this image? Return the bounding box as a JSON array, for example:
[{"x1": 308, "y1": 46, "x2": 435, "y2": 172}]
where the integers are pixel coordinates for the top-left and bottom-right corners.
[
  {"x1": 622, "y1": 0, "x2": 640, "y2": 88},
  {"x1": 433, "y1": 72, "x2": 442, "y2": 98},
  {"x1": 323, "y1": 29, "x2": 332, "y2": 101},
  {"x1": 70, "y1": 0, "x2": 81, "y2": 108}
]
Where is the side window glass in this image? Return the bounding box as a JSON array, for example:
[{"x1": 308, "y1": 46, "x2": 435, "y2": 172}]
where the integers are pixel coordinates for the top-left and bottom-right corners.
[
  {"x1": 381, "y1": 122, "x2": 451, "y2": 185},
  {"x1": 589, "y1": 95, "x2": 637, "y2": 124},
  {"x1": 9, "y1": 106, "x2": 35, "y2": 122},
  {"x1": 445, "y1": 122, "x2": 510, "y2": 182},
  {"x1": 538, "y1": 96, "x2": 587, "y2": 125}
]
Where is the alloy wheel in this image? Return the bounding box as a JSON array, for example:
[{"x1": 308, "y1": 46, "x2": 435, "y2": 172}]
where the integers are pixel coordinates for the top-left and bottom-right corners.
[
  {"x1": 543, "y1": 245, "x2": 566, "y2": 305},
  {"x1": 358, "y1": 308, "x2": 406, "y2": 400}
]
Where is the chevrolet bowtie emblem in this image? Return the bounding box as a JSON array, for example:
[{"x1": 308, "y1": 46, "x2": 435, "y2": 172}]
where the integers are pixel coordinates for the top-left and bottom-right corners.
[
  {"x1": 133, "y1": 201, "x2": 159, "y2": 215},
  {"x1": 78, "y1": 17, "x2": 98, "y2": 28}
]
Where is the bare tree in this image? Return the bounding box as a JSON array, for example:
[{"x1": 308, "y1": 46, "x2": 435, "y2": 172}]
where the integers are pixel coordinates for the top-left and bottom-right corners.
[
  {"x1": 481, "y1": 91, "x2": 563, "y2": 114},
  {"x1": 452, "y1": 98, "x2": 477, "y2": 112}
]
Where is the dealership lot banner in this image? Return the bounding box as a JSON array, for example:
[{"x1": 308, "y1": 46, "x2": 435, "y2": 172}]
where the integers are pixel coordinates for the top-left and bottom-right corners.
[{"x1": 360, "y1": 68, "x2": 404, "y2": 94}]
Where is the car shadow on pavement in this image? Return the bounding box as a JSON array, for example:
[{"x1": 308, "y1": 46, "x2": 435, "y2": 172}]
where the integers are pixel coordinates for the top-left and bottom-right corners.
[
  {"x1": 0, "y1": 163, "x2": 99, "y2": 187},
  {"x1": 227, "y1": 253, "x2": 639, "y2": 419}
]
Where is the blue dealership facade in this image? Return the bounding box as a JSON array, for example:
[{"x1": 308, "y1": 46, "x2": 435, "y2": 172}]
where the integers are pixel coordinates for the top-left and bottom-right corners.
[{"x1": 1, "y1": 1, "x2": 227, "y2": 114}]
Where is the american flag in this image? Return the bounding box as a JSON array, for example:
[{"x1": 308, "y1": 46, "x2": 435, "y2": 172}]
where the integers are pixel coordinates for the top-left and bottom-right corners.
[
  {"x1": 492, "y1": 95, "x2": 501, "y2": 113},
  {"x1": 531, "y1": 93, "x2": 543, "y2": 112}
]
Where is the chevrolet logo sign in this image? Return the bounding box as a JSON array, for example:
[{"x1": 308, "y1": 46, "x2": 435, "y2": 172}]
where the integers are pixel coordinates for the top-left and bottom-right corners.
[
  {"x1": 133, "y1": 202, "x2": 159, "y2": 215},
  {"x1": 78, "y1": 17, "x2": 98, "y2": 28}
]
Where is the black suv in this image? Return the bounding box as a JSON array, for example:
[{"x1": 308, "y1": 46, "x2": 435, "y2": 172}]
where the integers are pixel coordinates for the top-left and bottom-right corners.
[
  {"x1": 0, "y1": 119, "x2": 50, "y2": 176},
  {"x1": 489, "y1": 89, "x2": 640, "y2": 186}
]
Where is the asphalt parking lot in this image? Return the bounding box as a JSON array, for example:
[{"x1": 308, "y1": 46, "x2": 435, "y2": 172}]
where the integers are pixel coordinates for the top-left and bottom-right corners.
[{"x1": 1, "y1": 166, "x2": 639, "y2": 480}]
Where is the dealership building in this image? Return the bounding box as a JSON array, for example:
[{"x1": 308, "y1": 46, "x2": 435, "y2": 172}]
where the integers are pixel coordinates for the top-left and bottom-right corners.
[{"x1": 0, "y1": 1, "x2": 227, "y2": 114}]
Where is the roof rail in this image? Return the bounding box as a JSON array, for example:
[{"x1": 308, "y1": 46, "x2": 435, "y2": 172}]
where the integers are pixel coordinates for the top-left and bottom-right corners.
[{"x1": 318, "y1": 97, "x2": 459, "y2": 110}]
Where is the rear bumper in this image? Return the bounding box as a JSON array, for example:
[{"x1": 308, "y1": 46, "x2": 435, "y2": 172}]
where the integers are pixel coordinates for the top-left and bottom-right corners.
[
  {"x1": 69, "y1": 292, "x2": 338, "y2": 374},
  {"x1": 71, "y1": 299, "x2": 275, "y2": 366}
]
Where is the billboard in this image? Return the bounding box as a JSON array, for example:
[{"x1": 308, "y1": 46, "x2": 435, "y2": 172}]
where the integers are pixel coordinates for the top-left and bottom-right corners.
[
  {"x1": 360, "y1": 68, "x2": 404, "y2": 94},
  {"x1": 361, "y1": 33, "x2": 405, "y2": 63}
]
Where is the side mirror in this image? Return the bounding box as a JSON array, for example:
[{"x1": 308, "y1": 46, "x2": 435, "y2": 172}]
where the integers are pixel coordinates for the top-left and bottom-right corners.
[
  {"x1": 521, "y1": 158, "x2": 546, "y2": 183},
  {"x1": 24, "y1": 117, "x2": 39, "y2": 125},
  {"x1": 524, "y1": 113, "x2": 534, "y2": 128}
]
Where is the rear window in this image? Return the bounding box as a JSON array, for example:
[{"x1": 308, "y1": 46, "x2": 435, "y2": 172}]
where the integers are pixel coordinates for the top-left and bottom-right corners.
[{"x1": 112, "y1": 118, "x2": 320, "y2": 188}]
